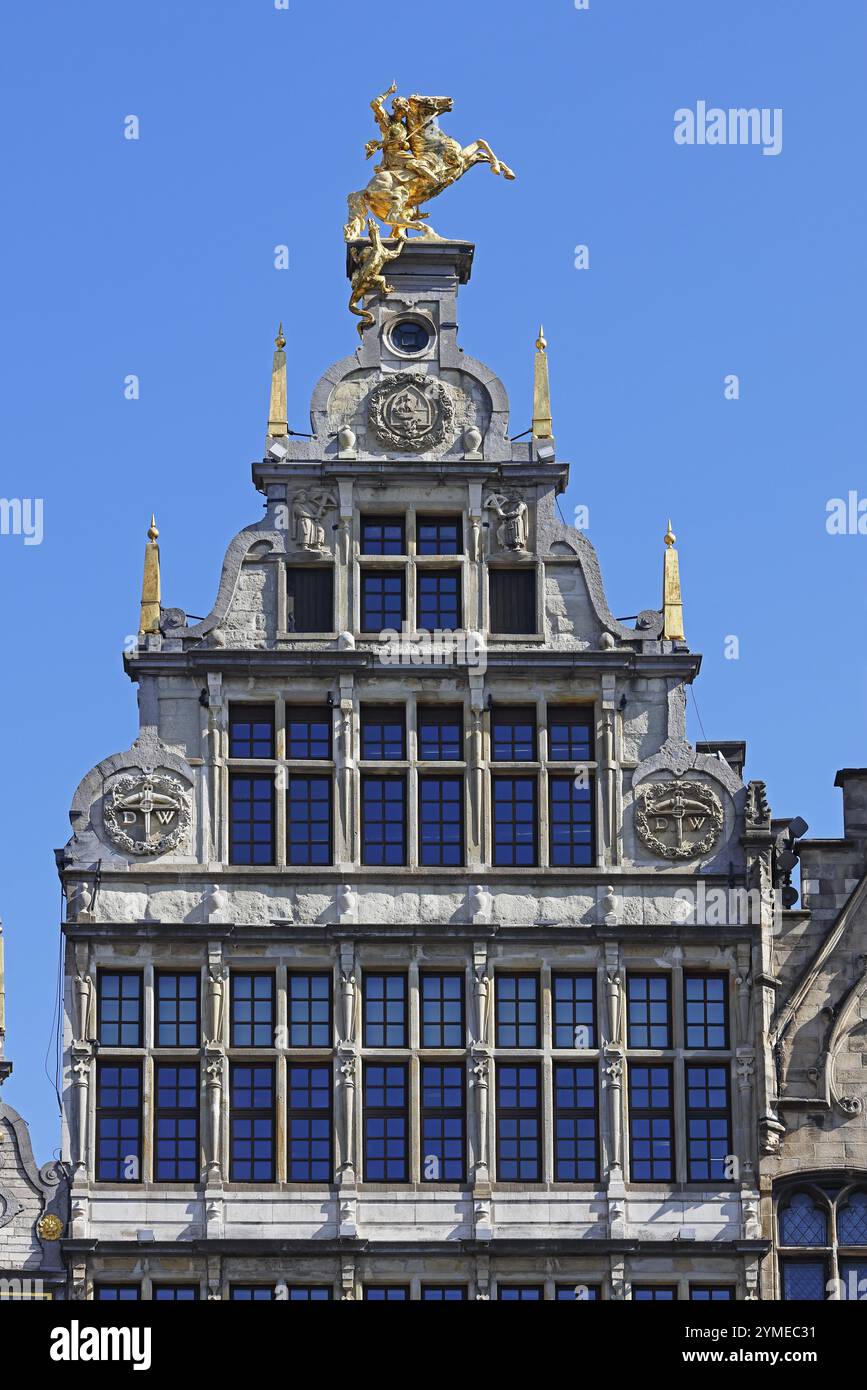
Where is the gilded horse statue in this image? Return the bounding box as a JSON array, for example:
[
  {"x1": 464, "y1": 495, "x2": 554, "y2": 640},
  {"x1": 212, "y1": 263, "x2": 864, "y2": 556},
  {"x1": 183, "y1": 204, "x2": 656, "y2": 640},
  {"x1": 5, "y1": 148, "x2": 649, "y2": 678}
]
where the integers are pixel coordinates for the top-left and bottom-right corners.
[{"x1": 345, "y1": 85, "x2": 516, "y2": 242}]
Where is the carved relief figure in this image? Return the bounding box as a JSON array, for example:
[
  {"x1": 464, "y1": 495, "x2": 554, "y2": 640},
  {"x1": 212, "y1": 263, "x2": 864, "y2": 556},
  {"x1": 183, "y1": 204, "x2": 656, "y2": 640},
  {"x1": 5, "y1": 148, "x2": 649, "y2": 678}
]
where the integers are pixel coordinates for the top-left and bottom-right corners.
[{"x1": 484, "y1": 491, "x2": 528, "y2": 551}]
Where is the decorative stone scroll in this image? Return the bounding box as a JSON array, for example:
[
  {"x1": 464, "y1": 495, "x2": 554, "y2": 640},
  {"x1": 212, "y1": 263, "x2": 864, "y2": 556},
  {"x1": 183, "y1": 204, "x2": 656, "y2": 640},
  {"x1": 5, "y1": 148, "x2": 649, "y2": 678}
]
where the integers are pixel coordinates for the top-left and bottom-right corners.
[{"x1": 634, "y1": 779, "x2": 723, "y2": 860}]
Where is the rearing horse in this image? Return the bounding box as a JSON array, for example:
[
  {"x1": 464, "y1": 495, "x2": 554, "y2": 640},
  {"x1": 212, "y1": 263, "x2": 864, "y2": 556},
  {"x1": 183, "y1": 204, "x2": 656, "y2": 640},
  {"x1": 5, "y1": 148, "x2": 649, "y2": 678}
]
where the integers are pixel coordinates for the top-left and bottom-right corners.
[{"x1": 344, "y1": 92, "x2": 516, "y2": 242}]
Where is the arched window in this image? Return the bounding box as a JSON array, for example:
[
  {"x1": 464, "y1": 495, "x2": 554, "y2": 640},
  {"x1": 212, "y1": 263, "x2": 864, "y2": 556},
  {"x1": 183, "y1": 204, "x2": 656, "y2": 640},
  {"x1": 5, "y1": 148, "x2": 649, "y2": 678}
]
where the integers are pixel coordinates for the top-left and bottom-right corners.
[
  {"x1": 779, "y1": 1191, "x2": 827, "y2": 1246},
  {"x1": 777, "y1": 1181, "x2": 867, "y2": 1300}
]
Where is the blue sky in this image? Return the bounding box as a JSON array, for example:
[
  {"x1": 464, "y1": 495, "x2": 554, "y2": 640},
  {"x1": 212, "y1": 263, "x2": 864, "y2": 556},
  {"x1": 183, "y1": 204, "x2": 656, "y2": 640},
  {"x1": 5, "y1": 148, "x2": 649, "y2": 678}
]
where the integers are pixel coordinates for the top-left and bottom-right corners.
[{"x1": 1, "y1": 0, "x2": 865, "y2": 1158}]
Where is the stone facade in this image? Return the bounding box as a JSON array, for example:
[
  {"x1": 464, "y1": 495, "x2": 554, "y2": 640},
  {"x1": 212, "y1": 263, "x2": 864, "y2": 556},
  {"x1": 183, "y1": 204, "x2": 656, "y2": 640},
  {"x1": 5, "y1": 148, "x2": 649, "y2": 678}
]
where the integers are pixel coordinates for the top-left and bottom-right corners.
[
  {"x1": 0, "y1": 919, "x2": 69, "y2": 1300},
  {"x1": 54, "y1": 240, "x2": 867, "y2": 1301}
]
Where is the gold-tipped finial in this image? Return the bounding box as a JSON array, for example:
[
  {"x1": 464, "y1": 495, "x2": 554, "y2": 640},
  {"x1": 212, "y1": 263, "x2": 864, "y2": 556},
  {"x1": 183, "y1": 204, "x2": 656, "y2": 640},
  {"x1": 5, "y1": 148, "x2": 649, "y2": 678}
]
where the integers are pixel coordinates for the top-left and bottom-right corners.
[
  {"x1": 267, "y1": 322, "x2": 288, "y2": 439},
  {"x1": 139, "y1": 514, "x2": 161, "y2": 636},
  {"x1": 662, "y1": 519, "x2": 685, "y2": 641},
  {"x1": 532, "y1": 323, "x2": 553, "y2": 439}
]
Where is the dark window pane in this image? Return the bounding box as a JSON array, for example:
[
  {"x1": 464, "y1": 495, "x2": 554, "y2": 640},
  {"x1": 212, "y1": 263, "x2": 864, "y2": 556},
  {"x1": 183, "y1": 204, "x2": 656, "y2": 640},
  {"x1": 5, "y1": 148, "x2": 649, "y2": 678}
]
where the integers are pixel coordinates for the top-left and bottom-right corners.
[
  {"x1": 230, "y1": 1286, "x2": 275, "y2": 1301},
  {"x1": 363, "y1": 974, "x2": 407, "y2": 1048},
  {"x1": 229, "y1": 774, "x2": 275, "y2": 866},
  {"x1": 361, "y1": 776, "x2": 406, "y2": 865},
  {"x1": 154, "y1": 1063, "x2": 199, "y2": 1183},
  {"x1": 156, "y1": 974, "x2": 199, "y2": 1048},
  {"x1": 684, "y1": 974, "x2": 729, "y2": 1048},
  {"x1": 686, "y1": 1065, "x2": 731, "y2": 1182},
  {"x1": 286, "y1": 706, "x2": 332, "y2": 759},
  {"x1": 690, "y1": 1287, "x2": 734, "y2": 1301},
  {"x1": 553, "y1": 1064, "x2": 598, "y2": 1181},
  {"x1": 780, "y1": 1192, "x2": 828, "y2": 1246},
  {"x1": 285, "y1": 1287, "x2": 333, "y2": 1301},
  {"x1": 229, "y1": 703, "x2": 274, "y2": 759},
  {"x1": 781, "y1": 1262, "x2": 827, "y2": 1301},
  {"x1": 627, "y1": 975, "x2": 671, "y2": 1049},
  {"x1": 287, "y1": 776, "x2": 332, "y2": 865},
  {"x1": 552, "y1": 973, "x2": 596, "y2": 1049},
  {"x1": 417, "y1": 570, "x2": 461, "y2": 631},
  {"x1": 361, "y1": 571, "x2": 405, "y2": 632},
  {"x1": 838, "y1": 1192, "x2": 867, "y2": 1245},
  {"x1": 417, "y1": 706, "x2": 463, "y2": 760},
  {"x1": 496, "y1": 1063, "x2": 541, "y2": 1182},
  {"x1": 288, "y1": 973, "x2": 332, "y2": 1048},
  {"x1": 97, "y1": 972, "x2": 142, "y2": 1048},
  {"x1": 633, "y1": 1287, "x2": 676, "y2": 1301},
  {"x1": 361, "y1": 706, "x2": 406, "y2": 760},
  {"x1": 287, "y1": 1064, "x2": 332, "y2": 1182},
  {"x1": 96, "y1": 1063, "x2": 142, "y2": 1182},
  {"x1": 230, "y1": 1064, "x2": 275, "y2": 1182},
  {"x1": 492, "y1": 776, "x2": 537, "y2": 866},
  {"x1": 628, "y1": 1064, "x2": 673, "y2": 1182},
  {"x1": 422, "y1": 1286, "x2": 467, "y2": 1300},
  {"x1": 420, "y1": 974, "x2": 464, "y2": 1048},
  {"x1": 839, "y1": 1262, "x2": 867, "y2": 1301},
  {"x1": 364, "y1": 1286, "x2": 409, "y2": 1300},
  {"x1": 231, "y1": 974, "x2": 275, "y2": 1048},
  {"x1": 496, "y1": 975, "x2": 539, "y2": 1048},
  {"x1": 547, "y1": 706, "x2": 594, "y2": 761},
  {"x1": 96, "y1": 1286, "x2": 141, "y2": 1300},
  {"x1": 361, "y1": 517, "x2": 405, "y2": 555},
  {"x1": 418, "y1": 775, "x2": 464, "y2": 866},
  {"x1": 421, "y1": 1063, "x2": 465, "y2": 1183},
  {"x1": 287, "y1": 568, "x2": 333, "y2": 633},
  {"x1": 549, "y1": 774, "x2": 595, "y2": 867},
  {"x1": 497, "y1": 1286, "x2": 543, "y2": 1300},
  {"x1": 417, "y1": 517, "x2": 461, "y2": 555},
  {"x1": 489, "y1": 569, "x2": 535, "y2": 635},
  {"x1": 555, "y1": 1284, "x2": 600, "y2": 1301},
  {"x1": 491, "y1": 706, "x2": 537, "y2": 761},
  {"x1": 363, "y1": 1063, "x2": 408, "y2": 1182},
  {"x1": 154, "y1": 1286, "x2": 199, "y2": 1300}
]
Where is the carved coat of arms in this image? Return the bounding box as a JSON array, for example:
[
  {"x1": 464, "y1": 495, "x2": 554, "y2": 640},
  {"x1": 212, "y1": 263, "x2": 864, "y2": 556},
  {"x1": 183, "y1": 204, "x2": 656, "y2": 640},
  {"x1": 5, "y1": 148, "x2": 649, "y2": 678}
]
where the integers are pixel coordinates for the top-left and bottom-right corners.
[
  {"x1": 104, "y1": 771, "x2": 190, "y2": 855},
  {"x1": 367, "y1": 373, "x2": 454, "y2": 451},
  {"x1": 634, "y1": 779, "x2": 724, "y2": 860}
]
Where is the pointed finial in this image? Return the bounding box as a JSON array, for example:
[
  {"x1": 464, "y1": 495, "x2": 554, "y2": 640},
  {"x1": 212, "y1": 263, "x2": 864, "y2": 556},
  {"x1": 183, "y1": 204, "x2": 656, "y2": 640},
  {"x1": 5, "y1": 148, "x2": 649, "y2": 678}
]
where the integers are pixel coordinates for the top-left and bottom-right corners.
[
  {"x1": 139, "y1": 515, "x2": 161, "y2": 636},
  {"x1": 267, "y1": 322, "x2": 289, "y2": 440},
  {"x1": 532, "y1": 323, "x2": 553, "y2": 440},
  {"x1": 662, "y1": 518, "x2": 684, "y2": 641}
]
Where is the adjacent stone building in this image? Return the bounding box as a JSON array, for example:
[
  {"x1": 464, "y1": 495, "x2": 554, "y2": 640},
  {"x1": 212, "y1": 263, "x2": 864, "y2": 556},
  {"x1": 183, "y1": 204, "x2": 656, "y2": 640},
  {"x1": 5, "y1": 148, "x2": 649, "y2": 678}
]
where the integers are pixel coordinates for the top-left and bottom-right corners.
[
  {"x1": 54, "y1": 238, "x2": 867, "y2": 1301},
  {"x1": 0, "y1": 919, "x2": 69, "y2": 1300}
]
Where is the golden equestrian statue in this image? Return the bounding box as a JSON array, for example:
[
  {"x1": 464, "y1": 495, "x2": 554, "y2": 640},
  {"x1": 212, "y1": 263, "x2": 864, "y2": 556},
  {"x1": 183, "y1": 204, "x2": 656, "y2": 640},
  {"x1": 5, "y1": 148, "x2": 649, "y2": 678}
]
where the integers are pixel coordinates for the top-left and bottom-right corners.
[
  {"x1": 345, "y1": 83, "x2": 516, "y2": 242},
  {"x1": 345, "y1": 84, "x2": 515, "y2": 333}
]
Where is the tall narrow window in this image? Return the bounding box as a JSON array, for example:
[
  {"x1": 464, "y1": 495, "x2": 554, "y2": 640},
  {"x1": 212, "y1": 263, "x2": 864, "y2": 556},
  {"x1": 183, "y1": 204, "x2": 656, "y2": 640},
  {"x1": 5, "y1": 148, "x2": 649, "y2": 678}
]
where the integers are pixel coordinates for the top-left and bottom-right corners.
[
  {"x1": 417, "y1": 570, "x2": 461, "y2": 631},
  {"x1": 154, "y1": 1064, "x2": 199, "y2": 1183},
  {"x1": 229, "y1": 1063, "x2": 275, "y2": 1182},
  {"x1": 286, "y1": 568, "x2": 333, "y2": 633},
  {"x1": 156, "y1": 973, "x2": 199, "y2": 1047},
  {"x1": 97, "y1": 972, "x2": 142, "y2": 1047},
  {"x1": 552, "y1": 973, "x2": 596, "y2": 1049},
  {"x1": 420, "y1": 974, "x2": 464, "y2": 1048},
  {"x1": 495, "y1": 974, "x2": 539, "y2": 1048},
  {"x1": 418, "y1": 774, "x2": 464, "y2": 866},
  {"x1": 287, "y1": 1064, "x2": 331, "y2": 1182},
  {"x1": 685, "y1": 1065, "x2": 731, "y2": 1181},
  {"x1": 286, "y1": 775, "x2": 332, "y2": 865},
  {"x1": 229, "y1": 773, "x2": 275, "y2": 865},
  {"x1": 417, "y1": 705, "x2": 463, "y2": 760},
  {"x1": 553, "y1": 1064, "x2": 598, "y2": 1181},
  {"x1": 288, "y1": 973, "x2": 332, "y2": 1047},
  {"x1": 96, "y1": 1063, "x2": 142, "y2": 1182},
  {"x1": 626, "y1": 975, "x2": 671, "y2": 1048},
  {"x1": 361, "y1": 571, "x2": 405, "y2": 632},
  {"x1": 420, "y1": 1064, "x2": 465, "y2": 1182},
  {"x1": 492, "y1": 776, "x2": 537, "y2": 866},
  {"x1": 229, "y1": 703, "x2": 275, "y2": 758},
  {"x1": 496, "y1": 1063, "x2": 541, "y2": 1181},
  {"x1": 684, "y1": 974, "x2": 729, "y2": 1048},
  {"x1": 628, "y1": 1064, "x2": 674, "y2": 1182},
  {"x1": 548, "y1": 774, "x2": 595, "y2": 866},
  {"x1": 230, "y1": 974, "x2": 275, "y2": 1048},
  {"x1": 363, "y1": 973, "x2": 407, "y2": 1047},
  {"x1": 363, "y1": 1062, "x2": 408, "y2": 1182},
  {"x1": 361, "y1": 775, "x2": 407, "y2": 865},
  {"x1": 489, "y1": 569, "x2": 535, "y2": 634}
]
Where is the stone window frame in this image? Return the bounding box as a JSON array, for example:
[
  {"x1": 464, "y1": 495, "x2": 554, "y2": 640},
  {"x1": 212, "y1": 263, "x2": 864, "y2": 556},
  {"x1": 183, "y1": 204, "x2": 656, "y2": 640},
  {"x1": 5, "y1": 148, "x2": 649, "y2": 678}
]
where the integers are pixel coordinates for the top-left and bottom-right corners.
[{"x1": 352, "y1": 503, "x2": 470, "y2": 639}]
